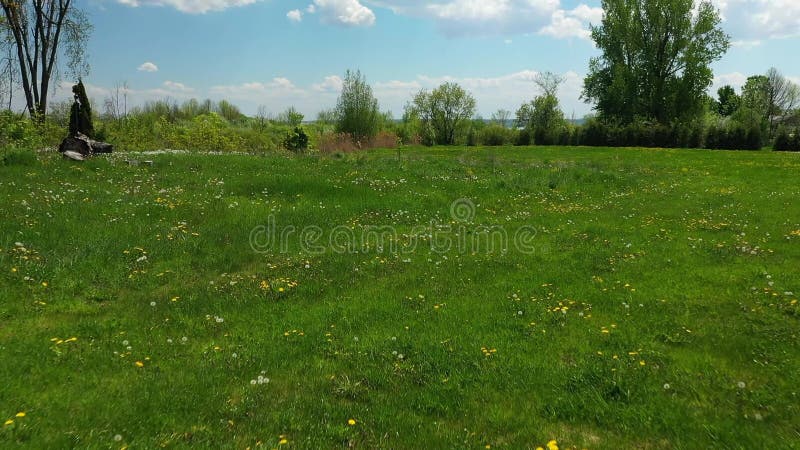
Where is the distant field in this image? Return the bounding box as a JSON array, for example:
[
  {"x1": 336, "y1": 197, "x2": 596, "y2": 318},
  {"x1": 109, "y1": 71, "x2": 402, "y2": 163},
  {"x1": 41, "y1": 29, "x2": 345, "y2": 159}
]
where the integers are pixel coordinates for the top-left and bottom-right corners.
[{"x1": 1, "y1": 146, "x2": 799, "y2": 448}]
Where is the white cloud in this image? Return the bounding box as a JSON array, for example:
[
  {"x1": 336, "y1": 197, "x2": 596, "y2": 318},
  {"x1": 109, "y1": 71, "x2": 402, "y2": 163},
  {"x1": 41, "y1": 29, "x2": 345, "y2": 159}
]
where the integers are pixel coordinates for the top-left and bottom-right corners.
[
  {"x1": 137, "y1": 62, "x2": 159, "y2": 72},
  {"x1": 287, "y1": 9, "x2": 303, "y2": 22},
  {"x1": 312, "y1": 75, "x2": 344, "y2": 92},
  {"x1": 117, "y1": 0, "x2": 260, "y2": 13},
  {"x1": 709, "y1": 0, "x2": 800, "y2": 40},
  {"x1": 209, "y1": 78, "x2": 305, "y2": 99},
  {"x1": 369, "y1": 0, "x2": 560, "y2": 36},
  {"x1": 712, "y1": 72, "x2": 749, "y2": 94},
  {"x1": 311, "y1": 0, "x2": 375, "y2": 27},
  {"x1": 163, "y1": 81, "x2": 194, "y2": 93}
]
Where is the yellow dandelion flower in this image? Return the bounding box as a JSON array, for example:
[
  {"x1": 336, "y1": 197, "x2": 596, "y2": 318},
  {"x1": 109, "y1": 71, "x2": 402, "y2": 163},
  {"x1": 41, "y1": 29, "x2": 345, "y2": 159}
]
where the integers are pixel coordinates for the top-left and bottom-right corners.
[
  {"x1": 639, "y1": 360, "x2": 646, "y2": 366},
  {"x1": 3, "y1": 419, "x2": 13, "y2": 426},
  {"x1": 347, "y1": 419, "x2": 357, "y2": 426},
  {"x1": 135, "y1": 361, "x2": 144, "y2": 368},
  {"x1": 279, "y1": 438, "x2": 288, "y2": 445},
  {"x1": 15, "y1": 412, "x2": 25, "y2": 418},
  {"x1": 547, "y1": 440, "x2": 559, "y2": 450}
]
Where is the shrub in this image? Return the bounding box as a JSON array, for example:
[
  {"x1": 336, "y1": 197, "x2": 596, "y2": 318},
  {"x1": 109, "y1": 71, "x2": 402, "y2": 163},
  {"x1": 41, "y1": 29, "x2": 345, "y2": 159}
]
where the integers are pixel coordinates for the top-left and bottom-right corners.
[
  {"x1": 0, "y1": 111, "x2": 42, "y2": 149},
  {"x1": 283, "y1": 127, "x2": 309, "y2": 152},
  {"x1": 466, "y1": 128, "x2": 479, "y2": 147},
  {"x1": 319, "y1": 132, "x2": 358, "y2": 153},
  {"x1": 368, "y1": 131, "x2": 399, "y2": 149},
  {"x1": 774, "y1": 129, "x2": 800, "y2": 152},
  {"x1": 515, "y1": 128, "x2": 532, "y2": 146},
  {"x1": 580, "y1": 120, "x2": 609, "y2": 147},
  {"x1": 481, "y1": 125, "x2": 511, "y2": 146}
]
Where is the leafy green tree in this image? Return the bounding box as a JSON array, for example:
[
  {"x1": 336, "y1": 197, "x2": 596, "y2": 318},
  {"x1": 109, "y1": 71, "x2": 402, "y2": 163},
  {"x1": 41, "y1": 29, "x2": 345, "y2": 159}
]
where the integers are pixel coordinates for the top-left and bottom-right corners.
[
  {"x1": 406, "y1": 82, "x2": 476, "y2": 145},
  {"x1": 716, "y1": 85, "x2": 740, "y2": 117},
  {"x1": 516, "y1": 95, "x2": 567, "y2": 145},
  {"x1": 582, "y1": 0, "x2": 729, "y2": 124},
  {"x1": 335, "y1": 69, "x2": 380, "y2": 143},
  {"x1": 216, "y1": 100, "x2": 244, "y2": 123},
  {"x1": 278, "y1": 106, "x2": 304, "y2": 126}
]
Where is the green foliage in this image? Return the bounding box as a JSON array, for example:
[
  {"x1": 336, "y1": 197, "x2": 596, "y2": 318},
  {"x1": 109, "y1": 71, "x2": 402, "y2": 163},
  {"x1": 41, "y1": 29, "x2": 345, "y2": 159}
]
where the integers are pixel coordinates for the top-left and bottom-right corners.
[
  {"x1": 283, "y1": 126, "x2": 309, "y2": 152},
  {"x1": 278, "y1": 107, "x2": 304, "y2": 127},
  {"x1": 716, "y1": 85, "x2": 740, "y2": 117},
  {"x1": 774, "y1": 129, "x2": 800, "y2": 152},
  {"x1": 516, "y1": 93, "x2": 569, "y2": 146},
  {"x1": 515, "y1": 128, "x2": 532, "y2": 146},
  {"x1": 584, "y1": 0, "x2": 730, "y2": 124},
  {"x1": 0, "y1": 111, "x2": 42, "y2": 148},
  {"x1": 335, "y1": 70, "x2": 380, "y2": 143},
  {"x1": 704, "y1": 121, "x2": 762, "y2": 150},
  {"x1": 406, "y1": 82, "x2": 476, "y2": 145},
  {"x1": 216, "y1": 100, "x2": 246, "y2": 123},
  {"x1": 480, "y1": 124, "x2": 515, "y2": 146},
  {"x1": 179, "y1": 113, "x2": 246, "y2": 151}
]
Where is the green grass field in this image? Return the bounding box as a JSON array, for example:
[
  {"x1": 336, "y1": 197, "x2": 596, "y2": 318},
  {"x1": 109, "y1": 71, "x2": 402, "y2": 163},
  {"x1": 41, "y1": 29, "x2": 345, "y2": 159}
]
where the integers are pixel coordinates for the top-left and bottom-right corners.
[{"x1": 1, "y1": 146, "x2": 799, "y2": 449}]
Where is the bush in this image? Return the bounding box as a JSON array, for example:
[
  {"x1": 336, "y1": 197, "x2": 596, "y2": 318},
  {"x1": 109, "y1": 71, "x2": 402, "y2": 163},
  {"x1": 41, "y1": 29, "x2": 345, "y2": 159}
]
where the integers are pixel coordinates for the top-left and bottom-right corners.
[
  {"x1": 706, "y1": 122, "x2": 761, "y2": 151},
  {"x1": 481, "y1": 125, "x2": 512, "y2": 146},
  {"x1": 318, "y1": 132, "x2": 358, "y2": 153},
  {"x1": 515, "y1": 128, "x2": 532, "y2": 146},
  {"x1": 0, "y1": 111, "x2": 42, "y2": 149},
  {"x1": 283, "y1": 127, "x2": 309, "y2": 152},
  {"x1": 774, "y1": 129, "x2": 800, "y2": 152},
  {"x1": 579, "y1": 120, "x2": 609, "y2": 147},
  {"x1": 368, "y1": 131, "x2": 399, "y2": 149}
]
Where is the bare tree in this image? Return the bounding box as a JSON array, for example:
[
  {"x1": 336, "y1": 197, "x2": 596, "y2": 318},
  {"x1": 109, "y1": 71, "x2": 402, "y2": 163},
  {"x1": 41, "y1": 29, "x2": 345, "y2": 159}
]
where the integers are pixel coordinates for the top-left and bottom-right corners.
[
  {"x1": 534, "y1": 72, "x2": 564, "y2": 98},
  {"x1": 0, "y1": 17, "x2": 15, "y2": 109},
  {"x1": 491, "y1": 109, "x2": 512, "y2": 127},
  {"x1": 766, "y1": 68, "x2": 800, "y2": 136},
  {"x1": 1, "y1": 0, "x2": 91, "y2": 120},
  {"x1": 103, "y1": 81, "x2": 129, "y2": 122}
]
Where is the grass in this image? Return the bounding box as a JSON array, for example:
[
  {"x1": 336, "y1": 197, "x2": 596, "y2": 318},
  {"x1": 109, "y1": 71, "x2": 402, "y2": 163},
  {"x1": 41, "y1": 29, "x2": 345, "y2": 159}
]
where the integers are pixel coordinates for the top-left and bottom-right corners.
[{"x1": 1, "y1": 145, "x2": 799, "y2": 449}]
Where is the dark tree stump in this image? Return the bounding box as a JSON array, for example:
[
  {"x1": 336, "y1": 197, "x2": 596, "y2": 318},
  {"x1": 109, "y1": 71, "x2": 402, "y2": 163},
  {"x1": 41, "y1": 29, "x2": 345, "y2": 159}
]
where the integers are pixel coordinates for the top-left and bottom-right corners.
[{"x1": 58, "y1": 133, "x2": 114, "y2": 157}]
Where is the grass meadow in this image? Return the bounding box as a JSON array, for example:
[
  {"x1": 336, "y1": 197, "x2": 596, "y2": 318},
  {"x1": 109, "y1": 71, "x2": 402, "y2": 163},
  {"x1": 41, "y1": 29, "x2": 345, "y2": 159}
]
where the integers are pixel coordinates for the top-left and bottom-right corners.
[{"x1": 1, "y1": 146, "x2": 799, "y2": 448}]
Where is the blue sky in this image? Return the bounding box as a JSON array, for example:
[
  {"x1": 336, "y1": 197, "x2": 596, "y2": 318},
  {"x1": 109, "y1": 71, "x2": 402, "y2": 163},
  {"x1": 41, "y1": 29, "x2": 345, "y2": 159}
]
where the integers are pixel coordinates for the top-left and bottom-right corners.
[{"x1": 73, "y1": 0, "x2": 800, "y2": 118}]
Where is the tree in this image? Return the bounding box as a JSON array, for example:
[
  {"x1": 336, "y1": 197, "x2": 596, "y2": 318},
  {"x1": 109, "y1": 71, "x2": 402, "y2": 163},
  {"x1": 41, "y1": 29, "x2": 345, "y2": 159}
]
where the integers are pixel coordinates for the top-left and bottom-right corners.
[
  {"x1": 103, "y1": 81, "x2": 129, "y2": 122},
  {"x1": 534, "y1": 72, "x2": 564, "y2": 98},
  {"x1": 765, "y1": 68, "x2": 799, "y2": 137},
  {"x1": 254, "y1": 105, "x2": 272, "y2": 130},
  {"x1": 316, "y1": 108, "x2": 336, "y2": 126},
  {"x1": 406, "y1": 82, "x2": 476, "y2": 145},
  {"x1": 582, "y1": 0, "x2": 729, "y2": 124},
  {"x1": 516, "y1": 95, "x2": 567, "y2": 145},
  {"x1": 214, "y1": 99, "x2": 242, "y2": 122},
  {"x1": 1, "y1": 16, "x2": 15, "y2": 110},
  {"x1": 335, "y1": 69, "x2": 380, "y2": 143},
  {"x1": 277, "y1": 106, "x2": 303, "y2": 126},
  {"x1": 740, "y1": 70, "x2": 800, "y2": 138},
  {"x1": 491, "y1": 109, "x2": 511, "y2": 127},
  {"x1": 716, "y1": 85, "x2": 740, "y2": 117},
  {"x1": 1, "y1": 0, "x2": 92, "y2": 120}
]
